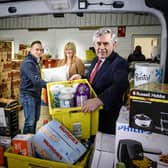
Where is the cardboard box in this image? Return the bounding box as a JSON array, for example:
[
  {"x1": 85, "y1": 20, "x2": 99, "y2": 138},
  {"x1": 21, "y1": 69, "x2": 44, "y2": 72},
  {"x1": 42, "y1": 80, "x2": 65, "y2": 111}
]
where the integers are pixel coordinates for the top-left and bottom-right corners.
[
  {"x1": 115, "y1": 106, "x2": 168, "y2": 168},
  {"x1": 32, "y1": 120, "x2": 86, "y2": 164},
  {"x1": 89, "y1": 132, "x2": 115, "y2": 168},
  {"x1": 12, "y1": 134, "x2": 34, "y2": 156},
  {"x1": 93, "y1": 132, "x2": 115, "y2": 153},
  {"x1": 90, "y1": 150, "x2": 114, "y2": 168},
  {"x1": 130, "y1": 82, "x2": 168, "y2": 135}
]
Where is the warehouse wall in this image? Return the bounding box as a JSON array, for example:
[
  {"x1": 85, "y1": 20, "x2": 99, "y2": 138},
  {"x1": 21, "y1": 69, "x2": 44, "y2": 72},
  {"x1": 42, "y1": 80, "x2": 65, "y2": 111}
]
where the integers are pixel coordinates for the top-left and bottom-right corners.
[
  {"x1": 0, "y1": 13, "x2": 161, "y2": 60},
  {"x1": 0, "y1": 13, "x2": 160, "y2": 29},
  {"x1": 0, "y1": 26, "x2": 161, "y2": 60}
]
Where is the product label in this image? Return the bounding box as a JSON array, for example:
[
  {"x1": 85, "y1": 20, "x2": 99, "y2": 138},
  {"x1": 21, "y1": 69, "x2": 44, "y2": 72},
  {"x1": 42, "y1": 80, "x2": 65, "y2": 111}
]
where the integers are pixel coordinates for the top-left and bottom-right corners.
[
  {"x1": 131, "y1": 90, "x2": 167, "y2": 99},
  {"x1": 117, "y1": 124, "x2": 151, "y2": 134},
  {"x1": 134, "y1": 65, "x2": 163, "y2": 87},
  {"x1": 53, "y1": 93, "x2": 60, "y2": 107},
  {"x1": 76, "y1": 95, "x2": 88, "y2": 106}
]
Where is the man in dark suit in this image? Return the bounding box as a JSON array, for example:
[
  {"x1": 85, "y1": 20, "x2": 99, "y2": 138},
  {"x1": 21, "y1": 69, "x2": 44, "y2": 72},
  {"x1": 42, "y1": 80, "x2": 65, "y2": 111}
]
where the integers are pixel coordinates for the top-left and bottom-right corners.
[{"x1": 70, "y1": 27, "x2": 129, "y2": 134}]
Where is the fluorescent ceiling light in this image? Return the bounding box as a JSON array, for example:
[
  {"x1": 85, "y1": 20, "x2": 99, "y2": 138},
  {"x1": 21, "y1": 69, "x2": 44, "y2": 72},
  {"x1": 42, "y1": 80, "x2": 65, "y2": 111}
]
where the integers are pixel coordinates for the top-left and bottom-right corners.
[{"x1": 46, "y1": 0, "x2": 70, "y2": 10}]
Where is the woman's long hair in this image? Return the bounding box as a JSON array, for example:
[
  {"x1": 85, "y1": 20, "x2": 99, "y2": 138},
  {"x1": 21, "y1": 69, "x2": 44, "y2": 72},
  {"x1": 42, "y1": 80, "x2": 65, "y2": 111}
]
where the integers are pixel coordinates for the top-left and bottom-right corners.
[{"x1": 64, "y1": 42, "x2": 76, "y2": 63}]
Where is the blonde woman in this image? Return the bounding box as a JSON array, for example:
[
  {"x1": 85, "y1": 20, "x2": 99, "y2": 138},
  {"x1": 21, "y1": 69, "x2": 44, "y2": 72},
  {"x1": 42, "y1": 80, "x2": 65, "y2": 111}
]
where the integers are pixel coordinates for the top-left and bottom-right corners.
[{"x1": 57, "y1": 42, "x2": 85, "y2": 78}]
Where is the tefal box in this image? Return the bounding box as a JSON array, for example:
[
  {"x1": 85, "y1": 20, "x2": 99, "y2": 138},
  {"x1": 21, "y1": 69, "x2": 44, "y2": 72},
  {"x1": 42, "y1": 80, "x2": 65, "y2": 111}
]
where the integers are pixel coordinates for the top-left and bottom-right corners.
[
  {"x1": 12, "y1": 134, "x2": 34, "y2": 156},
  {"x1": 115, "y1": 106, "x2": 168, "y2": 168},
  {"x1": 32, "y1": 120, "x2": 86, "y2": 164},
  {"x1": 129, "y1": 82, "x2": 168, "y2": 135}
]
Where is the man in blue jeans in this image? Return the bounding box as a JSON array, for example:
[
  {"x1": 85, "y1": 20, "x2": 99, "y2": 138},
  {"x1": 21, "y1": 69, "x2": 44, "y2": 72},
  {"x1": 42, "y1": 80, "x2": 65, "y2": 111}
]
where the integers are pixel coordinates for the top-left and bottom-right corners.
[{"x1": 20, "y1": 40, "x2": 47, "y2": 134}]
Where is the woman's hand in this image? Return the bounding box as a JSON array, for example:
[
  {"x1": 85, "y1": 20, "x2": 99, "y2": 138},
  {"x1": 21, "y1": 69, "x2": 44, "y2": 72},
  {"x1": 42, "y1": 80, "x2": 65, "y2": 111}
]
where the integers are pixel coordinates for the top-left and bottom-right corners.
[{"x1": 69, "y1": 74, "x2": 82, "y2": 81}]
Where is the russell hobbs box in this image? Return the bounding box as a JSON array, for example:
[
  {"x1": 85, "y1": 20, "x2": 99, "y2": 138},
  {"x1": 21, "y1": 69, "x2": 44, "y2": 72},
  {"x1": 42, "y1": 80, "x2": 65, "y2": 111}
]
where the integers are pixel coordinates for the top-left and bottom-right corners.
[{"x1": 129, "y1": 82, "x2": 168, "y2": 135}]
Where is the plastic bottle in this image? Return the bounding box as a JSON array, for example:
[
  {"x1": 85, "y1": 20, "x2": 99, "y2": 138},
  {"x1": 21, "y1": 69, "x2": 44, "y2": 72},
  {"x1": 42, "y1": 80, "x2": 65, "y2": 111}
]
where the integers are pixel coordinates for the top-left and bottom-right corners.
[
  {"x1": 75, "y1": 83, "x2": 90, "y2": 106},
  {"x1": 59, "y1": 87, "x2": 75, "y2": 108}
]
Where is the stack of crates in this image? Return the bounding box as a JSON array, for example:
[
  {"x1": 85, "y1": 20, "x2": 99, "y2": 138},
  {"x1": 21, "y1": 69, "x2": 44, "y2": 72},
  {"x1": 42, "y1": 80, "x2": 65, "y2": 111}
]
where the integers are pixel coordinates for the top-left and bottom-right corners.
[
  {"x1": 0, "y1": 98, "x2": 19, "y2": 167},
  {"x1": 47, "y1": 79, "x2": 100, "y2": 140},
  {"x1": 0, "y1": 98, "x2": 19, "y2": 137}
]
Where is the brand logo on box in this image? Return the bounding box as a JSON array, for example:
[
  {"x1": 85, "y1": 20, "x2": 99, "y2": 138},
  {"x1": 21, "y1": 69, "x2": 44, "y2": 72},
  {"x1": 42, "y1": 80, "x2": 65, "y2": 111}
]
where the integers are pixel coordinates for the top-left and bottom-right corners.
[
  {"x1": 132, "y1": 91, "x2": 166, "y2": 99},
  {"x1": 117, "y1": 124, "x2": 151, "y2": 134},
  {"x1": 135, "y1": 73, "x2": 151, "y2": 82},
  {"x1": 43, "y1": 139, "x2": 62, "y2": 160},
  {"x1": 59, "y1": 125, "x2": 78, "y2": 144}
]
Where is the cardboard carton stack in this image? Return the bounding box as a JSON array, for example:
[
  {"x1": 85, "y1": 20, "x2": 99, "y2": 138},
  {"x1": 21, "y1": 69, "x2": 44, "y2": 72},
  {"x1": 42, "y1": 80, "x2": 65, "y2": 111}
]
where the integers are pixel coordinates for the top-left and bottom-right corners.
[
  {"x1": 0, "y1": 41, "x2": 12, "y2": 99},
  {"x1": 11, "y1": 69, "x2": 20, "y2": 101}
]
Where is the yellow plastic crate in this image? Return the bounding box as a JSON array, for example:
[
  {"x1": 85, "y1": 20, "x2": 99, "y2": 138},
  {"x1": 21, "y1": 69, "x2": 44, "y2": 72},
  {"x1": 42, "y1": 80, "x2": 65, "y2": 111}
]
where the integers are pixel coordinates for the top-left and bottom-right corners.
[
  {"x1": 4, "y1": 147, "x2": 91, "y2": 168},
  {"x1": 47, "y1": 79, "x2": 100, "y2": 140}
]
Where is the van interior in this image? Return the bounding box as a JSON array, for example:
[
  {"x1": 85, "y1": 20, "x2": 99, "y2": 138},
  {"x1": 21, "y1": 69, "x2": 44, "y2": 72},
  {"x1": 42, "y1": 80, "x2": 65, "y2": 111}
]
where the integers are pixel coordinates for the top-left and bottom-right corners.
[{"x1": 0, "y1": 0, "x2": 167, "y2": 81}]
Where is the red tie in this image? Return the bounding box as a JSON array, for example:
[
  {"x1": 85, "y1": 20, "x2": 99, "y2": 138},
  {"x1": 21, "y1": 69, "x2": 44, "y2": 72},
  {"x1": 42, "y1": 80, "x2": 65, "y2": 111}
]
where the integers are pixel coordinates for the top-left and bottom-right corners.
[{"x1": 89, "y1": 59, "x2": 102, "y2": 84}]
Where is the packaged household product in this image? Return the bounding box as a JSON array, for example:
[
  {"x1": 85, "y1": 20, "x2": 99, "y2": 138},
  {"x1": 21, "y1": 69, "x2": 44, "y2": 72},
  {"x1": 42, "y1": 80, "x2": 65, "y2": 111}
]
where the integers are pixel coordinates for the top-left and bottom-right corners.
[
  {"x1": 32, "y1": 120, "x2": 87, "y2": 164},
  {"x1": 59, "y1": 87, "x2": 75, "y2": 108},
  {"x1": 134, "y1": 63, "x2": 163, "y2": 86},
  {"x1": 130, "y1": 82, "x2": 168, "y2": 135},
  {"x1": 50, "y1": 84, "x2": 64, "y2": 108},
  {"x1": 75, "y1": 83, "x2": 90, "y2": 106},
  {"x1": 12, "y1": 134, "x2": 34, "y2": 156}
]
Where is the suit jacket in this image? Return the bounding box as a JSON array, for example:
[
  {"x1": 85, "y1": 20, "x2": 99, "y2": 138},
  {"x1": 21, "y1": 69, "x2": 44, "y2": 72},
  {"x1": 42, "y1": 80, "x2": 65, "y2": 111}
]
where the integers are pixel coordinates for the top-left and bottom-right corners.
[{"x1": 86, "y1": 51, "x2": 129, "y2": 134}]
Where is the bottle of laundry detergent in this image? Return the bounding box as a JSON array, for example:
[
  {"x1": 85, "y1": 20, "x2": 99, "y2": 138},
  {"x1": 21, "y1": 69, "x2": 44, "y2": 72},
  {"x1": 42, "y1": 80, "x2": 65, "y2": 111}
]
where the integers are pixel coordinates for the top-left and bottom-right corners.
[{"x1": 75, "y1": 83, "x2": 90, "y2": 107}]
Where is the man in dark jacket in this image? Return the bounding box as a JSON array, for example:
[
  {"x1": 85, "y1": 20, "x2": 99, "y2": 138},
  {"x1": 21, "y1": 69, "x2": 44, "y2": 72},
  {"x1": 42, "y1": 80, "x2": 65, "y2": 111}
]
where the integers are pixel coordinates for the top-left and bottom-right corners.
[
  {"x1": 127, "y1": 45, "x2": 146, "y2": 63},
  {"x1": 20, "y1": 40, "x2": 47, "y2": 134},
  {"x1": 70, "y1": 28, "x2": 129, "y2": 134}
]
